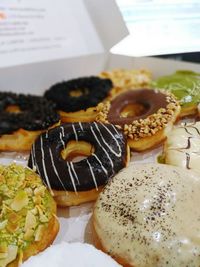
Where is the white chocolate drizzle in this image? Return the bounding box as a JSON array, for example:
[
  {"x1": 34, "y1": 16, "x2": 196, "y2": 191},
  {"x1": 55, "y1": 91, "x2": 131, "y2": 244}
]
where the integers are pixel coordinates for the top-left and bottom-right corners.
[
  {"x1": 87, "y1": 159, "x2": 98, "y2": 190},
  {"x1": 49, "y1": 147, "x2": 68, "y2": 191},
  {"x1": 90, "y1": 124, "x2": 114, "y2": 170},
  {"x1": 95, "y1": 122, "x2": 122, "y2": 157},
  {"x1": 165, "y1": 122, "x2": 200, "y2": 173},
  {"x1": 72, "y1": 124, "x2": 78, "y2": 141},
  {"x1": 29, "y1": 122, "x2": 126, "y2": 192},
  {"x1": 40, "y1": 135, "x2": 54, "y2": 195}
]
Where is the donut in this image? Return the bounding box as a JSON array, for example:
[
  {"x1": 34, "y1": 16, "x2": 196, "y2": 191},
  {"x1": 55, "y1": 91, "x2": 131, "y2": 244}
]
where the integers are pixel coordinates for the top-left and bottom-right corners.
[
  {"x1": 28, "y1": 122, "x2": 129, "y2": 206},
  {"x1": 21, "y1": 242, "x2": 121, "y2": 267},
  {"x1": 96, "y1": 89, "x2": 180, "y2": 151},
  {"x1": 93, "y1": 163, "x2": 200, "y2": 267},
  {"x1": 152, "y1": 70, "x2": 200, "y2": 117},
  {"x1": 0, "y1": 163, "x2": 59, "y2": 267},
  {"x1": 99, "y1": 68, "x2": 152, "y2": 96},
  {"x1": 0, "y1": 92, "x2": 60, "y2": 151},
  {"x1": 163, "y1": 121, "x2": 200, "y2": 173},
  {"x1": 44, "y1": 76, "x2": 113, "y2": 123}
]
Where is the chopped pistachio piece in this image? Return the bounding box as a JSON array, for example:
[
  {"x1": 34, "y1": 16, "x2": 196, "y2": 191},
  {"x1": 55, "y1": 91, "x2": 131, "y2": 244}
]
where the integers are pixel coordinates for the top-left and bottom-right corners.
[{"x1": 10, "y1": 191, "x2": 28, "y2": 212}]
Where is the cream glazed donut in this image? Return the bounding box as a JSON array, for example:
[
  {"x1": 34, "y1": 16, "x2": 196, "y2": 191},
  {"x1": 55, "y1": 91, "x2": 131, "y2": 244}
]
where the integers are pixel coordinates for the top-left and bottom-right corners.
[
  {"x1": 21, "y1": 242, "x2": 122, "y2": 267},
  {"x1": 164, "y1": 121, "x2": 200, "y2": 173},
  {"x1": 28, "y1": 122, "x2": 129, "y2": 206},
  {"x1": 93, "y1": 163, "x2": 200, "y2": 267}
]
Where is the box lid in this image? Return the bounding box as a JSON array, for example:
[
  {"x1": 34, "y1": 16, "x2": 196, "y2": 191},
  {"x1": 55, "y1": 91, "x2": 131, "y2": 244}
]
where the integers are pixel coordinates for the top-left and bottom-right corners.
[{"x1": 0, "y1": 0, "x2": 128, "y2": 68}]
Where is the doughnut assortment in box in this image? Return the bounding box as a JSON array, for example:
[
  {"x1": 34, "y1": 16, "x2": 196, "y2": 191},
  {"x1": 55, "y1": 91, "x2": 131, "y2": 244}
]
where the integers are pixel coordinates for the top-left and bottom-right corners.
[{"x1": 0, "y1": 62, "x2": 200, "y2": 266}]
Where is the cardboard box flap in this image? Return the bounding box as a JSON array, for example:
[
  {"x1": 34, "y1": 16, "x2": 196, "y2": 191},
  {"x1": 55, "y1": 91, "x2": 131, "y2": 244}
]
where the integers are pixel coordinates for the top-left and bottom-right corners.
[{"x1": 84, "y1": 0, "x2": 129, "y2": 51}]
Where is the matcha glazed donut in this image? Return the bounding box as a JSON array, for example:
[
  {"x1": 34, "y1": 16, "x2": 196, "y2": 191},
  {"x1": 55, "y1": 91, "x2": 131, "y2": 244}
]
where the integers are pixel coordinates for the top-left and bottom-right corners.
[{"x1": 153, "y1": 70, "x2": 200, "y2": 117}]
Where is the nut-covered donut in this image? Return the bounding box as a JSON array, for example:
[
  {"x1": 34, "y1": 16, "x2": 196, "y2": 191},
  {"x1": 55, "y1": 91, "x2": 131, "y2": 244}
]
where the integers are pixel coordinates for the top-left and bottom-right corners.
[
  {"x1": 0, "y1": 92, "x2": 60, "y2": 151},
  {"x1": 28, "y1": 122, "x2": 129, "y2": 206},
  {"x1": 44, "y1": 76, "x2": 113, "y2": 122},
  {"x1": 96, "y1": 89, "x2": 180, "y2": 151},
  {"x1": 0, "y1": 163, "x2": 59, "y2": 267},
  {"x1": 99, "y1": 68, "x2": 152, "y2": 95}
]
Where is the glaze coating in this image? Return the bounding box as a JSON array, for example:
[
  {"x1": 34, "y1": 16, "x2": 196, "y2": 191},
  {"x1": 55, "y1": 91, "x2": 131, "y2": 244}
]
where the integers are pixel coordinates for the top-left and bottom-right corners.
[{"x1": 28, "y1": 122, "x2": 128, "y2": 192}]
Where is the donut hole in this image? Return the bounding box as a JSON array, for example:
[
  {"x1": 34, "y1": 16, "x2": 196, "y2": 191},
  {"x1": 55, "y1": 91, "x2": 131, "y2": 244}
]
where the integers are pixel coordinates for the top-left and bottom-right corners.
[
  {"x1": 61, "y1": 140, "x2": 94, "y2": 162},
  {"x1": 5, "y1": 105, "x2": 21, "y2": 114},
  {"x1": 120, "y1": 102, "x2": 150, "y2": 118},
  {"x1": 69, "y1": 88, "x2": 89, "y2": 98}
]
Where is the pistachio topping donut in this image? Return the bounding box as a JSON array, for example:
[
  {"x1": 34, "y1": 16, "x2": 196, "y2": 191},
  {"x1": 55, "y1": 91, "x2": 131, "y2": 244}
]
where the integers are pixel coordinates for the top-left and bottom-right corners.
[
  {"x1": 153, "y1": 70, "x2": 200, "y2": 117},
  {"x1": 28, "y1": 122, "x2": 129, "y2": 206},
  {"x1": 93, "y1": 163, "x2": 200, "y2": 267},
  {"x1": 0, "y1": 164, "x2": 59, "y2": 267},
  {"x1": 96, "y1": 89, "x2": 180, "y2": 151},
  {"x1": 44, "y1": 76, "x2": 113, "y2": 123},
  {"x1": 163, "y1": 121, "x2": 200, "y2": 173},
  {"x1": 0, "y1": 92, "x2": 60, "y2": 151}
]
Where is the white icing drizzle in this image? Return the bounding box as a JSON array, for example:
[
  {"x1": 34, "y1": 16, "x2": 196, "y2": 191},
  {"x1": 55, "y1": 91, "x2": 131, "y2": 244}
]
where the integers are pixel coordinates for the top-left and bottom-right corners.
[
  {"x1": 40, "y1": 135, "x2": 54, "y2": 195},
  {"x1": 49, "y1": 148, "x2": 68, "y2": 192},
  {"x1": 72, "y1": 124, "x2": 78, "y2": 141},
  {"x1": 30, "y1": 145, "x2": 36, "y2": 170},
  {"x1": 98, "y1": 122, "x2": 122, "y2": 157},
  {"x1": 79, "y1": 122, "x2": 83, "y2": 131},
  {"x1": 66, "y1": 162, "x2": 77, "y2": 193},
  {"x1": 70, "y1": 162, "x2": 80, "y2": 184},
  {"x1": 29, "y1": 122, "x2": 125, "y2": 193},
  {"x1": 31, "y1": 142, "x2": 40, "y2": 175},
  {"x1": 92, "y1": 153, "x2": 108, "y2": 175},
  {"x1": 165, "y1": 122, "x2": 200, "y2": 173},
  {"x1": 60, "y1": 128, "x2": 65, "y2": 149},
  {"x1": 86, "y1": 159, "x2": 98, "y2": 190},
  {"x1": 90, "y1": 124, "x2": 114, "y2": 169}
]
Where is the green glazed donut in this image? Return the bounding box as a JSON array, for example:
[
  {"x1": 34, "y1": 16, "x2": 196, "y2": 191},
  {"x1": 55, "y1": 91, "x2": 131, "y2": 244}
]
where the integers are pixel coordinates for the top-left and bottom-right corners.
[{"x1": 152, "y1": 70, "x2": 200, "y2": 117}]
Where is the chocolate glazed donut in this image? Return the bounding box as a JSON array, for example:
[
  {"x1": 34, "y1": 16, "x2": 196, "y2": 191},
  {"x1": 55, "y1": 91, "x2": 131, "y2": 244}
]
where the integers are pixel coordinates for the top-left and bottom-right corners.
[
  {"x1": 96, "y1": 88, "x2": 180, "y2": 151},
  {"x1": 107, "y1": 89, "x2": 168, "y2": 126},
  {"x1": 28, "y1": 122, "x2": 128, "y2": 192}
]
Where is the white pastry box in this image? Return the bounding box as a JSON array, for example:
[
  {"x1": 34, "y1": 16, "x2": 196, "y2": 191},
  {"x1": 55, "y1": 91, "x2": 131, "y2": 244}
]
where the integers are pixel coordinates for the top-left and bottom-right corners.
[
  {"x1": 0, "y1": 0, "x2": 200, "y2": 94},
  {"x1": 0, "y1": 0, "x2": 200, "y2": 245}
]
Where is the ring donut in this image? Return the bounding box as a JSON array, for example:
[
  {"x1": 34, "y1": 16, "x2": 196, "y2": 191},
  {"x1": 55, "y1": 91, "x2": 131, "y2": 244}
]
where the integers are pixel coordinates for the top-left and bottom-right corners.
[
  {"x1": 0, "y1": 164, "x2": 59, "y2": 267},
  {"x1": 0, "y1": 92, "x2": 60, "y2": 151},
  {"x1": 153, "y1": 70, "x2": 200, "y2": 117},
  {"x1": 44, "y1": 76, "x2": 113, "y2": 123},
  {"x1": 96, "y1": 89, "x2": 180, "y2": 151},
  {"x1": 28, "y1": 122, "x2": 129, "y2": 206}
]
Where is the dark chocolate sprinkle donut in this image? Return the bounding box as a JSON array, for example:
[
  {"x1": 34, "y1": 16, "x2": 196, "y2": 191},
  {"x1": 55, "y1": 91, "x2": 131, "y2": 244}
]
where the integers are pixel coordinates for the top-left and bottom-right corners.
[
  {"x1": 0, "y1": 92, "x2": 60, "y2": 135},
  {"x1": 44, "y1": 76, "x2": 113, "y2": 112},
  {"x1": 28, "y1": 122, "x2": 128, "y2": 192}
]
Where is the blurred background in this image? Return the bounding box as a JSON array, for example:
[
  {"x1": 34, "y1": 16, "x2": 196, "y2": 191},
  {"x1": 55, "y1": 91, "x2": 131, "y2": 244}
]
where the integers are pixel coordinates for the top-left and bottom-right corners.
[{"x1": 114, "y1": 0, "x2": 200, "y2": 62}]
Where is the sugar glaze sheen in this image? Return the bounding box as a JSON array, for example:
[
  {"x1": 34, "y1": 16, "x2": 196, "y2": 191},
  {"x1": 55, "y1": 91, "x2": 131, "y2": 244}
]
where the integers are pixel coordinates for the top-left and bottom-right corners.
[{"x1": 93, "y1": 163, "x2": 200, "y2": 267}]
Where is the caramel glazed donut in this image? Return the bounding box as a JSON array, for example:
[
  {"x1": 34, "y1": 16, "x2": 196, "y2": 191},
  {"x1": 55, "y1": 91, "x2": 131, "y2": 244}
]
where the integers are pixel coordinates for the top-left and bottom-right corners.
[
  {"x1": 28, "y1": 122, "x2": 129, "y2": 206},
  {"x1": 93, "y1": 163, "x2": 200, "y2": 267},
  {"x1": 96, "y1": 89, "x2": 180, "y2": 151},
  {"x1": 0, "y1": 92, "x2": 60, "y2": 151},
  {"x1": 44, "y1": 76, "x2": 113, "y2": 123}
]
